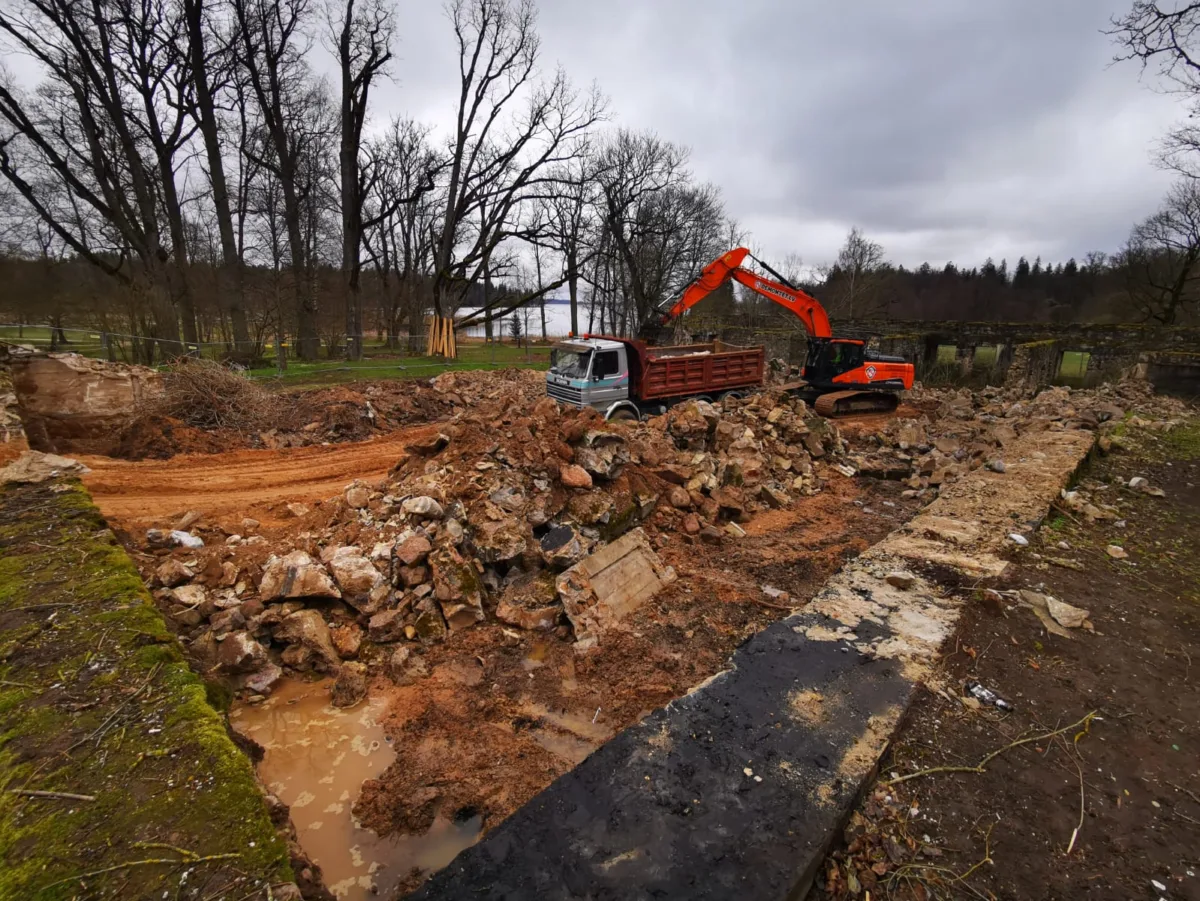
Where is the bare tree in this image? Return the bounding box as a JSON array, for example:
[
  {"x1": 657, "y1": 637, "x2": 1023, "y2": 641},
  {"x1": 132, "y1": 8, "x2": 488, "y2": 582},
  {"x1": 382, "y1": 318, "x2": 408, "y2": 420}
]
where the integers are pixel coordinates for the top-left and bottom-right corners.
[
  {"x1": 430, "y1": 0, "x2": 604, "y2": 327},
  {"x1": 0, "y1": 0, "x2": 192, "y2": 357},
  {"x1": 1111, "y1": 3, "x2": 1200, "y2": 176},
  {"x1": 184, "y1": 0, "x2": 253, "y2": 351},
  {"x1": 232, "y1": 0, "x2": 325, "y2": 359},
  {"x1": 1120, "y1": 179, "x2": 1200, "y2": 323},
  {"x1": 362, "y1": 117, "x2": 441, "y2": 349},
  {"x1": 825, "y1": 226, "x2": 886, "y2": 318},
  {"x1": 540, "y1": 151, "x2": 597, "y2": 335},
  {"x1": 593, "y1": 129, "x2": 728, "y2": 335},
  {"x1": 328, "y1": 0, "x2": 393, "y2": 359}
]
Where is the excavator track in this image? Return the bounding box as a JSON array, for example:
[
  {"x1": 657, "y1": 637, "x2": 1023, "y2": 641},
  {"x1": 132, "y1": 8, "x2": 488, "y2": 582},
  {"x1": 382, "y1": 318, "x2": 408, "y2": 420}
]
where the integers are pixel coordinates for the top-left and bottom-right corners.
[{"x1": 813, "y1": 389, "x2": 900, "y2": 417}]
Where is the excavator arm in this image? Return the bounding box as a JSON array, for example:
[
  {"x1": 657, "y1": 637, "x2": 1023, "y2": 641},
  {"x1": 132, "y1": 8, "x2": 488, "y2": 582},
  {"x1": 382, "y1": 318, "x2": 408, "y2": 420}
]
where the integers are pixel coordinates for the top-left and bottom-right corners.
[{"x1": 662, "y1": 247, "x2": 833, "y2": 338}]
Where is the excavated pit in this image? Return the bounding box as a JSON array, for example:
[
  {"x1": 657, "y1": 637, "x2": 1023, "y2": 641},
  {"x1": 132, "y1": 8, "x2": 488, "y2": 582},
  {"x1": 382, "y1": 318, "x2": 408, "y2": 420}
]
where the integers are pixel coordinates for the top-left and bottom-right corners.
[{"x1": 8, "y1": 360, "x2": 1186, "y2": 898}]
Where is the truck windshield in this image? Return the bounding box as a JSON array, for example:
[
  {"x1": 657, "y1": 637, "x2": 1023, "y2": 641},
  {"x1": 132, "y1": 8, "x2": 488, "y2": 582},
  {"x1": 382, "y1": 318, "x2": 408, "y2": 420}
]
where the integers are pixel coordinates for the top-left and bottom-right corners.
[{"x1": 551, "y1": 348, "x2": 591, "y2": 379}]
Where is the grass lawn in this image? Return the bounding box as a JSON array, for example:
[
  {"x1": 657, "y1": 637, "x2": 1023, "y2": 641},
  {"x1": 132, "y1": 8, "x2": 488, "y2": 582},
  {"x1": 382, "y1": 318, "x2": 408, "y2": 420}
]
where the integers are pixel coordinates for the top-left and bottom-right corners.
[
  {"x1": 247, "y1": 342, "x2": 551, "y2": 386},
  {"x1": 1, "y1": 324, "x2": 552, "y2": 387}
]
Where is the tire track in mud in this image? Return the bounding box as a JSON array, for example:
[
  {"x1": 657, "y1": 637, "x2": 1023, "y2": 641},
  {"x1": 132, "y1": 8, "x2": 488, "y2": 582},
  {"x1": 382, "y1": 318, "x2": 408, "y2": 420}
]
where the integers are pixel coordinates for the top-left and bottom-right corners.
[{"x1": 77, "y1": 424, "x2": 439, "y2": 531}]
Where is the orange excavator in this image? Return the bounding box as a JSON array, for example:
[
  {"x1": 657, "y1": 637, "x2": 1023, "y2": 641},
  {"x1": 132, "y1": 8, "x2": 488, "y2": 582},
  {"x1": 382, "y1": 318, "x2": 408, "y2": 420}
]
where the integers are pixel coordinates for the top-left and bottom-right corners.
[{"x1": 648, "y1": 247, "x2": 914, "y2": 415}]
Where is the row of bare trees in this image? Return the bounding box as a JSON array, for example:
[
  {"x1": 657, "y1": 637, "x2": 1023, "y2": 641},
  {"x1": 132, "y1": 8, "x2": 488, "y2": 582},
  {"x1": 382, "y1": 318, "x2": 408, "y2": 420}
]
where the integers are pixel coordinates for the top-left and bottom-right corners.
[
  {"x1": 0, "y1": 0, "x2": 742, "y2": 360},
  {"x1": 2, "y1": 0, "x2": 1197, "y2": 362}
]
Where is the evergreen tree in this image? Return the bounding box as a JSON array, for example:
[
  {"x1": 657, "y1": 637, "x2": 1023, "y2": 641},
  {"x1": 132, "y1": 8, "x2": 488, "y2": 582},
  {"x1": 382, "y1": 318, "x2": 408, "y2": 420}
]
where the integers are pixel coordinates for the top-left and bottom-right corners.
[{"x1": 1013, "y1": 256, "x2": 1031, "y2": 287}]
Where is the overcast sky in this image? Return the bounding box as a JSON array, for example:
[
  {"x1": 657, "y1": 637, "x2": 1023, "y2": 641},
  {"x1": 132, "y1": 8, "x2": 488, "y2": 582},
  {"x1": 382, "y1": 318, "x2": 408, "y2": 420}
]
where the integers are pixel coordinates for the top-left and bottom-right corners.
[{"x1": 373, "y1": 0, "x2": 1183, "y2": 271}]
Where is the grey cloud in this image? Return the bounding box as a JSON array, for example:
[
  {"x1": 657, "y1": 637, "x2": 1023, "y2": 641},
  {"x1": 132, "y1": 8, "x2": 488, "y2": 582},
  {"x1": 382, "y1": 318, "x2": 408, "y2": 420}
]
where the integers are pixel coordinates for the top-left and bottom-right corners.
[{"x1": 6, "y1": 0, "x2": 1178, "y2": 268}]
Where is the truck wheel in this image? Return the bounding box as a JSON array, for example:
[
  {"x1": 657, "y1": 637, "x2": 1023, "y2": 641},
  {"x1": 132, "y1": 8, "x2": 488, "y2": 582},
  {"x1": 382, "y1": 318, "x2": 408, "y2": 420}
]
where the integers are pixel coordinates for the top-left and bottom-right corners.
[
  {"x1": 723, "y1": 391, "x2": 744, "y2": 401},
  {"x1": 608, "y1": 409, "x2": 639, "y2": 422}
]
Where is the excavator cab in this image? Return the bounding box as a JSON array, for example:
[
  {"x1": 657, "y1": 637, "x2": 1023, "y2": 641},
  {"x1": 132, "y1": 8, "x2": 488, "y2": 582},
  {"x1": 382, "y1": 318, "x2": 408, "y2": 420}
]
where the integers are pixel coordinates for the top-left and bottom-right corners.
[
  {"x1": 804, "y1": 337, "x2": 910, "y2": 391},
  {"x1": 804, "y1": 338, "x2": 865, "y2": 385}
]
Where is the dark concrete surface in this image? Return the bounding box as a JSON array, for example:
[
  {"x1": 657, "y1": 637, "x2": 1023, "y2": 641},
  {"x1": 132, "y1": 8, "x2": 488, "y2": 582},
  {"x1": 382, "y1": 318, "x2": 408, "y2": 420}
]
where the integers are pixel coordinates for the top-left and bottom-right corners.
[{"x1": 412, "y1": 614, "x2": 914, "y2": 901}]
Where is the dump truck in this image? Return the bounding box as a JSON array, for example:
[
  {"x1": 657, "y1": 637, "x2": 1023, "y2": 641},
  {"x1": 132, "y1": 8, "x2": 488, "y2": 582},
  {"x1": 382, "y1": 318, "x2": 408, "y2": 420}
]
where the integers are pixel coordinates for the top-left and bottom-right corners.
[{"x1": 545, "y1": 335, "x2": 764, "y2": 421}]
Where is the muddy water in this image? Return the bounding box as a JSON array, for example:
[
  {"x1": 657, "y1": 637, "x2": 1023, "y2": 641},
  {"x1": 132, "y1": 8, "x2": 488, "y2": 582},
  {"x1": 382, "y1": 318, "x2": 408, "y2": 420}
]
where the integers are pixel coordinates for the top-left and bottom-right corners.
[{"x1": 231, "y1": 680, "x2": 481, "y2": 900}]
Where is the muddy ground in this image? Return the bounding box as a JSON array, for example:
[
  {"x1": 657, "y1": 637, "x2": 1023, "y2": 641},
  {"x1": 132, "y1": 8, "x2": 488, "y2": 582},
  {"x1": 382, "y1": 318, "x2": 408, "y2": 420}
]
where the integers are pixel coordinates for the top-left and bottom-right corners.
[
  {"x1": 70, "y1": 368, "x2": 929, "y2": 898},
  {"x1": 354, "y1": 474, "x2": 917, "y2": 842},
  {"x1": 80, "y1": 424, "x2": 442, "y2": 531},
  {"x1": 45, "y1": 361, "x2": 1191, "y2": 900},
  {"x1": 813, "y1": 422, "x2": 1200, "y2": 901}
]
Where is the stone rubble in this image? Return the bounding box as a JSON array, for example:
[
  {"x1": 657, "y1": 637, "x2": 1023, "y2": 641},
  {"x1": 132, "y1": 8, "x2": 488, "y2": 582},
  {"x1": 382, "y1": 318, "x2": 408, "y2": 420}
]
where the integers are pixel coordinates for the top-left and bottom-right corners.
[{"x1": 133, "y1": 368, "x2": 1191, "y2": 698}]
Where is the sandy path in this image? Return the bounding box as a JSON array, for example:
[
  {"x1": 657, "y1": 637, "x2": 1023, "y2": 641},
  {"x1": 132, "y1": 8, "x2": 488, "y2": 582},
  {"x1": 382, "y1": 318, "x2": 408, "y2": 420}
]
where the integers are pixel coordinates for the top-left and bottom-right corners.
[{"x1": 79, "y1": 424, "x2": 438, "y2": 532}]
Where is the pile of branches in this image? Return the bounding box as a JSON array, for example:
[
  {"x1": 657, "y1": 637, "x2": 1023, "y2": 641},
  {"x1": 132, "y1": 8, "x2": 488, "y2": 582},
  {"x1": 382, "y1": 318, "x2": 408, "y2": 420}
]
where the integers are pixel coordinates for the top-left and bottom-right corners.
[{"x1": 145, "y1": 359, "x2": 293, "y2": 431}]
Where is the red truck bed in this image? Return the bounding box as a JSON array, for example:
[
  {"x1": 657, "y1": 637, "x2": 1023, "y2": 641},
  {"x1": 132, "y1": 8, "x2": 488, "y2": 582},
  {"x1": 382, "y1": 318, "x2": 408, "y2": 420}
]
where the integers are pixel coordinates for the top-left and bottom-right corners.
[{"x1": 630, "y1": 340, "x2": 764, "y2": 401}]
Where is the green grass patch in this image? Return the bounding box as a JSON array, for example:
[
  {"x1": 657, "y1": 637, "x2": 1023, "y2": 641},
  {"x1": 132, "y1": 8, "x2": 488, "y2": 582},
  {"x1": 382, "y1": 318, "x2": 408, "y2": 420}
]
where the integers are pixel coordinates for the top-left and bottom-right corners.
[
  {"x1": 247, "y1": 344, "x2": 551, "y2": 386},
  {"x1": 0, "y1": 481, "x2": 291, "y2": 900},
  {"x1": 1161, "y1": 419, "x2": 1200, "y2": 460}
]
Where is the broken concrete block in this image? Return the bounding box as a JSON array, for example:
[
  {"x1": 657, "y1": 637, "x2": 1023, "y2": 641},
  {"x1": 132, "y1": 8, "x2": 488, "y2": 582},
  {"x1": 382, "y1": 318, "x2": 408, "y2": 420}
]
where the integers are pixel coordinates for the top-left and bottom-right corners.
[
  {"x1": 574, "y1": 433, "x2": 629, "y2": 480},
  {"x1": 470, "y1": 519, "x2": 528, "y2": 564},
  {"x1": 274, "y1": 609, "x2": 341, "y2": 671},
  {"x1": 167, "y1": 583, "x2": 208, "y2": 610},
  {"x1": 368, "y1": 609, "x2": 407, "y2": 643},
  {"x1": 409, "y1": 432, "x2": 450, "y2": 455},
  {"x1": 557, "y1": 527, "x2": 677, "y2": 644},
  {"x1": 240, "y1": 662, "x2": 283, "y2": 696},
  {"x1": 327, "y1": 547, "x2": 385, "y2": 601},
  {"x1": 559, "y1": 464, "x2": 593, "y2": 489},
  {"x1": 216, "y1": 631, "x2": 267, "y2": 674},
  {"x1": 394, "y1": 534, "x2": 432, "y2": 567},
  {"x1": 209, "y1": 606, "x2": 246, "y2": 635},
  {"x1": 156, "y1": 558, "x2": 195, "y2": 588},
  {"x1": 430, "y1": 547, "x2": 486, "y2": 631},
  {"x1": 330, "y1": 623, "x2": 363, "y2": 659},
  {"x1": 397, "y1": 564, "x2": 429, "y2": 587},
  {"x1": 668, "y1": 486, "x2": 691, "y2": 509},
  {"x1": 344, "y1": 481, "x2": 371, "y2": 509},
  {"x1": 330, "y1": 662, "x2": 368, "y2": 708},
  {"x1": 402, "y1": 496, "x2": 444, "y2": 518},
  {"x1": 413, "y1": 596, "x2": 448, "y2": 641},
  {"x1": 539, "y1": 524, "x2": 583, "y2": 569},
  {"x1": 496, "y1": 570, "x2": 562, "y2": 631},
  {"x1": 259, "y1": 551, "x2": 341, "y2": 600}
]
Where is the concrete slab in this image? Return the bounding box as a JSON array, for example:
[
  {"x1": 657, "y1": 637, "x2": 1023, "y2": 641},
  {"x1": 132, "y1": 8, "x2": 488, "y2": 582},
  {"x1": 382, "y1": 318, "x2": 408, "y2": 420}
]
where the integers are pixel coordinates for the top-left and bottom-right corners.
[
  {"x1": 414, "y1": 428, "x2": 1094, "y2": 901},
  {"x1": 557, "y1": 527, "x2": 677, "y2": 643}
]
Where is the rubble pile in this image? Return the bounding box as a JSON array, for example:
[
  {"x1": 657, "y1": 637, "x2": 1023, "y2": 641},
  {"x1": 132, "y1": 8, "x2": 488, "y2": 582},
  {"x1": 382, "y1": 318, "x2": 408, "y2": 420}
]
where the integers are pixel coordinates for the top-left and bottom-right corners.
[
  {"x1": 844, "y1": 381, "x2": 1190, "y2": 498},
  {"x1": 112, "y1": 368, "x2": 550, "y2": 460},
  {"x1": 137, "y1": 375, "x2": 846, "y2": 699},
  {"x1": 131, "y1": 369, "x2": 1190, "y2": 703}
]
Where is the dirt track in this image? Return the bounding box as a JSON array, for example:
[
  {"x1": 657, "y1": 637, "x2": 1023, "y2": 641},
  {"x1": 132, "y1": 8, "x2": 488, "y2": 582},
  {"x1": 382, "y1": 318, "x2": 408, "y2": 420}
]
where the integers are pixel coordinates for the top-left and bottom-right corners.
[{"x1": 79, "y1": 424, "x2": 438, "y2": 532}]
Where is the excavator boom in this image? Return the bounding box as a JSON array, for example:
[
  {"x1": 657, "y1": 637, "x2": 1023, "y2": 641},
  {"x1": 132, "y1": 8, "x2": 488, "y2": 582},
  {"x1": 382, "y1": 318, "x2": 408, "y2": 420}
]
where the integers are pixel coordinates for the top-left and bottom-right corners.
[{"x1": 663, "y1": 248, "x2": 832, "y2": 338}]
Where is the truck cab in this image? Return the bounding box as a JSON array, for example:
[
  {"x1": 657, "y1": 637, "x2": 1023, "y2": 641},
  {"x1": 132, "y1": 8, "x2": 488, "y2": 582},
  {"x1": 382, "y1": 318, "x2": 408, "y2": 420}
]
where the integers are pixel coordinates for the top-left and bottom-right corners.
[{"x1": 546, "y1": 337, "x2": 634, "y2": 417}]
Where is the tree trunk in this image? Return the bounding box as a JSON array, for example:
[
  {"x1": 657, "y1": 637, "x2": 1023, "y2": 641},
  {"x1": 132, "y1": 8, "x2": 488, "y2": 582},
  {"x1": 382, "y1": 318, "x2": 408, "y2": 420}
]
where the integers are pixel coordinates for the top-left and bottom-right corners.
[
  {"x1": 184, "y1": 0, "x2": 251, "y2": 352},
  {"x1": 281, "y1": 181, "x2": 319, "y2": 360},
  {"x1": 568, "y1": 249, "x2": 579, "y2": 335}
]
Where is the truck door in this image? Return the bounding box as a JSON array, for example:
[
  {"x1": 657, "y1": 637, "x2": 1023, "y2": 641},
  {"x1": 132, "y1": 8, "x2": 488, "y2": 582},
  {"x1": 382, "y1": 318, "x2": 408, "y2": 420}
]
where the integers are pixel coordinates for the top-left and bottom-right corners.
[{"x1": 586, "y1": 346, "x2": 630, "y2": 411}]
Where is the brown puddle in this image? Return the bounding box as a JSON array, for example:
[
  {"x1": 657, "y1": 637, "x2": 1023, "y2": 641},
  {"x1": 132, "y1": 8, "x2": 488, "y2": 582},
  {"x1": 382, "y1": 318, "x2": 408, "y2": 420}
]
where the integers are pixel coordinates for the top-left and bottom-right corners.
[{"x1": 231, "y1": 680, "x2": 481, "y2": 900}]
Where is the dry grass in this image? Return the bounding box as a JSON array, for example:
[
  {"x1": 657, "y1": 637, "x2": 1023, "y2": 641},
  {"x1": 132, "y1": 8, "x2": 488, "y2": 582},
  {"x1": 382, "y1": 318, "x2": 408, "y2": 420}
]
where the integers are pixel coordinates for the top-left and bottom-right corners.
[{"x1": 146, "y1": 359, "x2": 292, "y2": 431}]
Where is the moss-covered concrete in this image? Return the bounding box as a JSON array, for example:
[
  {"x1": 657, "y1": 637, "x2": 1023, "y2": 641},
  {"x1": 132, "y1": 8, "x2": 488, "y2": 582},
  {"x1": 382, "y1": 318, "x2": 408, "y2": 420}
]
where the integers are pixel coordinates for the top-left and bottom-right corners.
[{"x1": 0, "y1": 479, "x2": 292, "y2": 900}]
